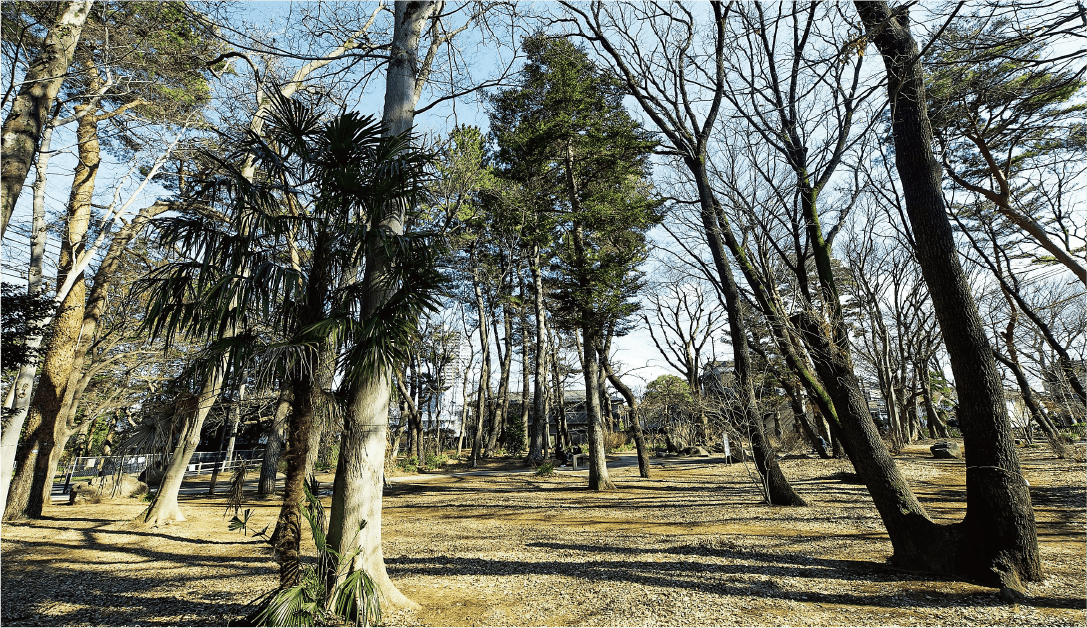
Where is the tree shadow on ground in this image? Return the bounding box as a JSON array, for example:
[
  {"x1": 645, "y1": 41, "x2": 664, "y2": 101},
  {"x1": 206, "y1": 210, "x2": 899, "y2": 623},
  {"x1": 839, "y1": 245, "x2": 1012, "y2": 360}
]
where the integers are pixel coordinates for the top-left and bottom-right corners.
[{"x1": 387, "y1": 546, "x2": 1083, "y2": 611}]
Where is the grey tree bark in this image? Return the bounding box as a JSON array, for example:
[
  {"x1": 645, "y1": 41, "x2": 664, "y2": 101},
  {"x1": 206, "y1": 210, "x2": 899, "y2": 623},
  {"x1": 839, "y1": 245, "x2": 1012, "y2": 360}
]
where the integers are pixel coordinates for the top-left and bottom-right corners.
[
  {"x1": 597, "y1": 343, "x2": 650, "y2": 479},
  {"x1": 0, "y1": 0, "x2": 93, "y2": 238},
  {"x1": 258, "y1": 386, "x2": 292, "y2": 495},
  {"x1": 323, "y1": 0, "x2": 440, "y2": 612},
  {"x1": 0, "y1": 115, "x2": 57, "y2": 507},
  {"x1": 527, "y1": 245, "x2": 551, "y2": 463}
]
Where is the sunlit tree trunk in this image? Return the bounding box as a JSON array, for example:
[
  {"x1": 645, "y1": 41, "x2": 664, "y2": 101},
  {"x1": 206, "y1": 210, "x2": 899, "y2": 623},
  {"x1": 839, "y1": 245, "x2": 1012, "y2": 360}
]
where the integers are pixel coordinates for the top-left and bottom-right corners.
[
  {"x1": 0, "y1": 116, "x2": 57, "y2": 509},
  {"x1": 323, "y1": 0, "x2": 438, "y2": 611},
  {"x1": 1, "y1": 0, "x2": 92, "y2": 237}
]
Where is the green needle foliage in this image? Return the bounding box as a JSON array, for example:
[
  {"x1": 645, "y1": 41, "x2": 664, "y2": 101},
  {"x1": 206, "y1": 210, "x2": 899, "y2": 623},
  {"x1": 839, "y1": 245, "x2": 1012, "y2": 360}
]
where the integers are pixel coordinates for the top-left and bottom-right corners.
[{"x1": 489, "y1": 35, "x2": 662, "y2": 340}]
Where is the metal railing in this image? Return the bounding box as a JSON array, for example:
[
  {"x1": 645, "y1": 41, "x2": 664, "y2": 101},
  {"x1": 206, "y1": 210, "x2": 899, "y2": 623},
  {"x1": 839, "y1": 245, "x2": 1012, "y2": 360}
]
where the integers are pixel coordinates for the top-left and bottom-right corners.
[{"x1": 56, "y1": 449, "x2": 265, "y2": 488}]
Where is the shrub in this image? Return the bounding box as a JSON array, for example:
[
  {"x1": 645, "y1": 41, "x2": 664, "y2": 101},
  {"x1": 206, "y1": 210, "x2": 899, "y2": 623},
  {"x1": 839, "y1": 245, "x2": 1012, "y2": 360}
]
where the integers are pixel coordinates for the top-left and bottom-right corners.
[
  {"x1": 396, "y1": 455, "x2": 419, "y2": 474},
  {"x1": 535, "y1": 462, "x2": 556, "y2": 477},
  {"x1": 423, "y1": 453, "x2": 448, "y2": 471},
  {"x1": 250, "y1": 484, "x2": 381, "y2": 627},
  {"x1": 604, "y1": 431, "x2": 628, "y2": 453}
]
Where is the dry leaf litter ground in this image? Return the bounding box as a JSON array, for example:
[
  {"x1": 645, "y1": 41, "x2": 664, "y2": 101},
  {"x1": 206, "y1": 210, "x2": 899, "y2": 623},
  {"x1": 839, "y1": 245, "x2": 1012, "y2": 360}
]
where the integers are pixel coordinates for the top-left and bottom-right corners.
[{"x1": 1, "y1": 441, "x2": 1083, "y2": 627}]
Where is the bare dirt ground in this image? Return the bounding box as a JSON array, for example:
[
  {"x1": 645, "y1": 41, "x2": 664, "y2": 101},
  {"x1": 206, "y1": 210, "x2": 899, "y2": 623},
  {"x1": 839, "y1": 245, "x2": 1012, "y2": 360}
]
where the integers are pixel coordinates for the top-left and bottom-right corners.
[{"x1": 1, "y1": 441, "x2": 1083, "y2": 627}]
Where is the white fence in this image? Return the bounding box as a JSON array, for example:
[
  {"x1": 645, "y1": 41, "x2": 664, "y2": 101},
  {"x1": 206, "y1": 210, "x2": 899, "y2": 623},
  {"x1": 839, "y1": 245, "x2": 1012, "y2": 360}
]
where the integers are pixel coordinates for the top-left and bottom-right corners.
[{"x1": 58, "y1": 449, "x2": 265, "y2": 487}]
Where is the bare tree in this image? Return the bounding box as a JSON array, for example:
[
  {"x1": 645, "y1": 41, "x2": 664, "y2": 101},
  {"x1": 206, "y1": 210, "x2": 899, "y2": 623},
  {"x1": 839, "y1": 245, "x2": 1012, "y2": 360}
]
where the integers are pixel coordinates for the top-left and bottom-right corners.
[{"x1": 856, "y1": 0, "x2": 1041, "y2": 595}]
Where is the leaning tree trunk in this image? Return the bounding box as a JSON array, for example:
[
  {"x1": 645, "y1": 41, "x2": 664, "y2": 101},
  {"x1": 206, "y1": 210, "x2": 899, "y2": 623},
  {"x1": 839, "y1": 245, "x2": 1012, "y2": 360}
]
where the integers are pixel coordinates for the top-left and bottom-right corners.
[
  {"x1": 781, "y1": 378, "x2": 830, "y2": 458},
  {"x1": 259, "y1": 386, "x2": 291, "y2": 495},
  {"x1": 142, "y1": 365, "x2": 227, "y2": 526},
  {"x1": 0, "y1": 0, "x2": 93, "y2": 237},
  {"x1": 693, "y1": 161, "x2": 805, "y2": 506},
  {"x1": 0, "y1": 116, "x2": 57, "y2": 506},
  {"x1": 921, "y1": 362, "x2": 951, "y2": 439},
  {"x1": 993, "y1": 351, "x2": 1060, "y2": 444},
  {"x1": 856, "y1": 1, "x2": 1041, "y2": 591},
  {"x1": 597, "y1": 344, "x2": 650, "y2": 479},
  {"x1": 579, "y1": 327, "x2": 614, "y2": 491},
  {"x1": 5, "y1": 101, "x2": 101, "y2": 520}
]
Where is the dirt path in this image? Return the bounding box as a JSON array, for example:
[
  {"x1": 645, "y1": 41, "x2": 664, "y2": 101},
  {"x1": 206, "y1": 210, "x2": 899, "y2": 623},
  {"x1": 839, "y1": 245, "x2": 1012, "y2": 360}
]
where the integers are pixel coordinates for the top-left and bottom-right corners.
[{"x1": 1, "y1": 444, "x2": 1084, "y2": 626}]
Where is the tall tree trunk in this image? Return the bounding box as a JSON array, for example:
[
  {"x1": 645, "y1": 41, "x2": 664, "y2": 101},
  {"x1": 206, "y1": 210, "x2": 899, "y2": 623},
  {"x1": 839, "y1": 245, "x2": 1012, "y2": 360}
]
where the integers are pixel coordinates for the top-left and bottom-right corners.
[
  {"x1": 579, "y1": 327, "x2": 614, "y2": 491},
  {"x1": 408, "y1": 355, "x2": 423, "y2": 462},
  {"x1": 782, "y1": 378, "x2": 829, "y2": 458},
  {"x1": 207, "y1": 423, "x2": 229, "y2": 496},
  {"x1": 519, "y1": 279, "x2": 531, "y2": 457},
  {"x1": 921, "y1": 362, "x2": 950, "y2": 439},
  {"x1": 0, "y1": 115, "x2": 57, "y2": 508},
  {"x1": 470, "y1": 278, "x2": 491, "y2": 466},
  {"x1": 551, "y1": 337, "x2": 569, "y2": 449},
  {"x1": 5, "y1": 97, "x2": 101, "y2": 520},
  {"x1": 528, "y1": 246, "x2": 551, "y2": 463},
  {"x1": 457, "y1": 355, "x2": 470, "y2": 457},
  {"x1": 993, "y1": 351, "x2": 1059, "y2": 443},
  {"x1": 259, "y1": 386, "x2": 292, "y2": 495},
  {"x1": 0, "y1": 0, "x2": 93, "y2": 237},
  {"x1": 855, "y1": 0, "x2": 1041, "y2": 590},
  {"x1": 209, "y1": 376, "x2": 246, "y2": 495},
  {"x1": 225, "y1": 379, "x2": 245, "y2": 466},
  {"x1": 327, "y1": 372, "x2": 417, "y2": 609},
  {"x1": 323, "y1": 0, "x2": 437, "y2": 611},
  {"x1": 485, "y1": 300, "x2": 513, "y2": 457}
]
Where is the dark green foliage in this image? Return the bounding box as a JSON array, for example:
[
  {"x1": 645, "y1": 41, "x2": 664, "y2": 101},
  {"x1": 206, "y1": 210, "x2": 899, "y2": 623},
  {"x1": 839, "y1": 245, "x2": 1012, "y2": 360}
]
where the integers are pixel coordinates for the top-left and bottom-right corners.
[
  {"x1": 489, "y1": 36, "x2": 662, "y2": 337},
  {"x1": 0, "y1": 282, "x2": 54, "y2": 371},
  {"x1": 926, "y1": 18, "x2": 1085, "y2": 177},
  {"x1": 139, "y1": 89, "x2": 442, "y2": 387}
]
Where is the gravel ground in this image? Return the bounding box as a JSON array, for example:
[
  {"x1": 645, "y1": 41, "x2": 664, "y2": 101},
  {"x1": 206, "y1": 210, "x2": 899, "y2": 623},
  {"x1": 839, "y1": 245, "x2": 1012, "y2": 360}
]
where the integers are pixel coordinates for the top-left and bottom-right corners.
[{"x1": 1, "y1": 443, "x2": 1084, "y2": 627}]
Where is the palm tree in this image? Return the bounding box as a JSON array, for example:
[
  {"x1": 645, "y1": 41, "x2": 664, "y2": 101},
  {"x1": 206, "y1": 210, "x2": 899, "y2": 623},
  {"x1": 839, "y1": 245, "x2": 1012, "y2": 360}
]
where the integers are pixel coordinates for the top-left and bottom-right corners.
[{"x1": 141, "y1": 90, "x2": 440, "y2": 601}]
